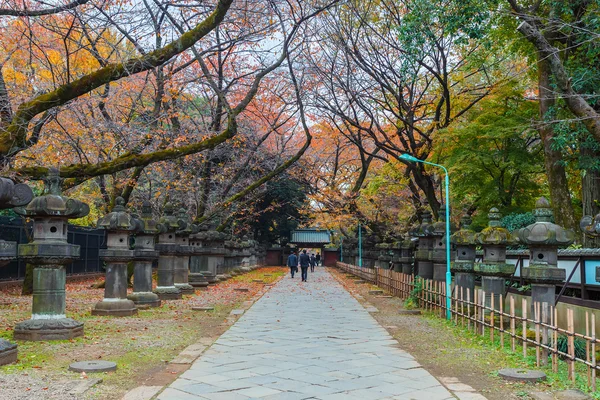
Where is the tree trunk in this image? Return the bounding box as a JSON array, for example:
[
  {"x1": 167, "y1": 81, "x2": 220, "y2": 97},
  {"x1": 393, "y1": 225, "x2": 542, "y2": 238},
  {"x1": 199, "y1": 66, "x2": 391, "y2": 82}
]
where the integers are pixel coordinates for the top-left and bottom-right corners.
[
  {"x1": 410, "y1": 164, "x2": 441, "y2": 219},
  {"x1": 537, "y1": 53, "x2": 577, "y2": 232},
  {"x1": 581, "y1": 143, "x2": 600, "y2": 247}
]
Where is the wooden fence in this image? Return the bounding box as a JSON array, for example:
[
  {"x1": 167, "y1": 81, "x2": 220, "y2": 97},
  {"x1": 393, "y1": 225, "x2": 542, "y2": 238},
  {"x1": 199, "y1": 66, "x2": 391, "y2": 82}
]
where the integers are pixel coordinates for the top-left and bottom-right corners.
[{"x1": 335, "y1": 262, "x2": 598, "y2": 391}]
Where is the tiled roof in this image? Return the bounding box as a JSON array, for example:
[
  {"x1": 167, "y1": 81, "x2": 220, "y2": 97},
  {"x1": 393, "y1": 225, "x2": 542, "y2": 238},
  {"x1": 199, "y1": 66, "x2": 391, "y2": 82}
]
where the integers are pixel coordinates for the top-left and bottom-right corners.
[{"x1": 290, "y1": 229, "x2": 331, "y2": 244}]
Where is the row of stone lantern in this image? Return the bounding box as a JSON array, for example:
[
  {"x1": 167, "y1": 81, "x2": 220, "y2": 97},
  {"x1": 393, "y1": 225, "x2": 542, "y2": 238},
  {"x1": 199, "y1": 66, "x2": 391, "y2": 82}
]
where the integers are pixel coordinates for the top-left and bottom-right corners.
[
  {"x1": 448, "y1": 198, "x2": 576, "y2": 310},
  {"x1": 0, "y1": 170, "x2": 264, "y2": 366},
  {"x1": 372, "y1": 197, "x2": 578, "y2": 313}
]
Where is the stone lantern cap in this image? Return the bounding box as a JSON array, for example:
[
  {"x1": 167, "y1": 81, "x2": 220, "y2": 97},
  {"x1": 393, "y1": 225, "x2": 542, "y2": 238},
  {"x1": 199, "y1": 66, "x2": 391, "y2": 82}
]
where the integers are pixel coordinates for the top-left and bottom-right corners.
[
  {"x1": 97, "y1": 197, "x2": 137, "y2": 233},
  {"x1": 411, "y1": 210, "x2": 434, "y2": 237},
  {"x1": 0, "y1": 177, "x2": 33, "y2": 265},
  {"x1": 475, "y1": 208, "x2": 515, "y2": 246},
  {"x1": 0, "y1": 177, "x2": 33, "y2": 209},
  {"x1": 15, "y1": 169, "x2": 89, "y2": 220},
  {"x1": 157, "y1": 203, "x2": 180, "y2": 234},
  {"x1": 431, "y1": 206, "x2": 451, "y2": 238},
  {"x1": 515, "y1": 197, "x2": 575, "y2": 247},
  {"x1": 473, "y1": 207, "x2": 516, "y2": 277},
  {"x1": 581, "y1": 212, "x2": 600, "y2": 238},
  {"x1": 176, "y1": 208, "x2": 193, "y2": 236},
  {"x1": 136, "y1": 201, "x2": 159, "y2": 235},
  {"x1": 451, "y1": 214, "x2": 477, "y2": 246},
  {"x1": 451, "y1": 214, "x2": 477, "y2": 273},
  {"x1": 97, "y1": 197, "x2": 136, "y2": 262},
  {"x1": 518, "y1": 198, "x2": 574, "y2": 284},
  {"x1": 16, "y1": 169, "x2": 89, "y2": 265},
  {"x1": 401, "y1": 236, "x2": 416, "y2": 249}
]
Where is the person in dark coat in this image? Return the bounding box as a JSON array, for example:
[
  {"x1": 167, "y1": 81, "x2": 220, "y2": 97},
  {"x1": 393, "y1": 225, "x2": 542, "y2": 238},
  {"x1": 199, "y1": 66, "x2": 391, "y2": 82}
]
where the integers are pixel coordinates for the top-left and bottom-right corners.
[
  {"x1": 310, "y1": 253, "x2": 316, "y2": 273},
  {"x1": 287, "y1": 251, "x2": 298, "y2": 278},
  {"x1": 315, "y1": 252, "x2": 321, "y2": 266},
  {"x1": 298, "y1": 249, "x2": 310, "y2": 282}
]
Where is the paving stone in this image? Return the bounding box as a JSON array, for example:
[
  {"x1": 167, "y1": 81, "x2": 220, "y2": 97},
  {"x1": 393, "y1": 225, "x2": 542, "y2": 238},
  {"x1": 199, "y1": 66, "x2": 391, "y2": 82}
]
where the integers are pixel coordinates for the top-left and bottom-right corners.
[
  {"x1": 70, "y1": 378, "x2": 102, "y2": 395},
  {"x1": 159, "y1": 269, "x2": 468, "y2": 399},
  {"x1": 121, "y1": 385, "x2": 163, "y2": 400}
]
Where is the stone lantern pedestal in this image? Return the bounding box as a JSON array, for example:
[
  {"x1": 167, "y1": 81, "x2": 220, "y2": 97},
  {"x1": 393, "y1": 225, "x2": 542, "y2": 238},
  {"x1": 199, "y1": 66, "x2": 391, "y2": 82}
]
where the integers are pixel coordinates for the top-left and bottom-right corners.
[
  {"x1": 413, "y1": 210, "x2": 434, "y2": 279},
  {"x1": 188, "y1": 233, "x2": 209, "y2": 288},
  {"x1": 173, "y1": 209, "x2": 195, "y2": 295},
  {"x1": 14, "y1": 169, "x2": 89, "y2": 341},
  {"x1": 128, "y1": 201, "x2": 161, "y2": 308},
  {"x1": 154, "y1": 203, "x2": 182, "y2": 300},
  {"x1": 92, "y1": 197, "x2": 137, "y2": 316},
  {"x1": 0, "y1": 177, "x2": 33, "y2": 364},
  {"x1": 432, "y1": 206, "x2": 451, "y2": 282},
  {"x1": 451, "y1": 214, "x2": 477, "y2": 297},
  {"x1": 193, "y1": 230, "x2": 226, "y2": 284},
  {"x1": 0, "y1": 238, "x2": 18, "y2": 364},
  {"x1": 375, "y1": 243, "x2": 392, "y2": 269},
  {"x1": 474, "y1": 208, "x2": 516, "y2": 310},
  {"x1": 517, "y1": 198, "x2": 574, "y2": 310},
  {"x1": 399, "y1": 237, "x2": 415, "y2": 275},
  {"x1": 390, "y1": 241, "x2": 402, "y2": 272}
]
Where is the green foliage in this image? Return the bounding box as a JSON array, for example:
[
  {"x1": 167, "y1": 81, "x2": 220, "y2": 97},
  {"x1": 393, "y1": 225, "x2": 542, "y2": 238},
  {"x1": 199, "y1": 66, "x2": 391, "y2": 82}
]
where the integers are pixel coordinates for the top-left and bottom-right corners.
[
  {"x1": 436, "y1": 82, "x2": 545, "y2": 216},
  {"x1": 556, "y1": 334, "x2": 587, "y2": 361},
  {"x1": 250, "y1": 176, "x2": 308, "y2": 246},
  {"x1": 500, "y1": 212, "x2": 537, "y2": 232},
  {"x1": 404, "y1": 277, "x2": 423, "y2": 309}
]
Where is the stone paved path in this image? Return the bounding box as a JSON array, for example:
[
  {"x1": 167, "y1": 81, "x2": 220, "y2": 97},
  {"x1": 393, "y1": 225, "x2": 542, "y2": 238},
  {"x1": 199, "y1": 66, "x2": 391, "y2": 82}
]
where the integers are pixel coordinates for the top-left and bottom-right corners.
[{"x1": 157, "y1": 268, "x2": 455, "y2": 400}]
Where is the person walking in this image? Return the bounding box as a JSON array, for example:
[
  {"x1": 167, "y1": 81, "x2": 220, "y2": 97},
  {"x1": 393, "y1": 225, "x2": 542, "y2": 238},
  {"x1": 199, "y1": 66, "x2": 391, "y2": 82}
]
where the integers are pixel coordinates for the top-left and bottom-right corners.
[
  {"x1": 298, "y1": 249, "x2": 310, "y2": 282},
  {"x1": 310, "y1": 253, "x2": 316, "y2": 273},
  {"x1": 315, "y1": 252, "x2": 321, "y2": 267},
  {"x1": 287, "y1": 250, "x2": 298, "y2": 278}
]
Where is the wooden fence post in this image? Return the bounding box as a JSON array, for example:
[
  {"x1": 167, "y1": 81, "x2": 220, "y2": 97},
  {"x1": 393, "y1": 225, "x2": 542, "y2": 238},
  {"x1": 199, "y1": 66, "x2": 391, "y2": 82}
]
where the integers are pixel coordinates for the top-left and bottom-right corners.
[{"x1": 510, "y1": 295, "x2": 515, "y2": 352}]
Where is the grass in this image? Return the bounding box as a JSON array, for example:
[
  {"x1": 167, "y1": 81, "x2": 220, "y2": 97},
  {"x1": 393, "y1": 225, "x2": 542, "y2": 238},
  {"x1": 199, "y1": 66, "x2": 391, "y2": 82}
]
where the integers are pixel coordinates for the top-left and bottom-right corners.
[
  {"x1": 422, "y1": 310, "x2": 600, "y2": 399},
  {"x1": 0, "y1": 267, "x2": 284, "y2": 399}
]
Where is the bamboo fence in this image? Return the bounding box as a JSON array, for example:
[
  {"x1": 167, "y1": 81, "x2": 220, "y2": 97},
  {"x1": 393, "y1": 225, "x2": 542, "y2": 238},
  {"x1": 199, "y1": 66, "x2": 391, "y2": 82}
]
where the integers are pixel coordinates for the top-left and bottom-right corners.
[{"x1": 335, "y1": 262, "x2": 598, "y2": 390}]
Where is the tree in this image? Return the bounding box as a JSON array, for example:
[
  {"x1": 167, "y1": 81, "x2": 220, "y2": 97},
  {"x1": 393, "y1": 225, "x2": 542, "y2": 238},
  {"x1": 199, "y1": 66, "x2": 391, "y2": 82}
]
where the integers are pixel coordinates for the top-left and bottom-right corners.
[
  {"x1": 305, "y1": 0, "x2": 505, "y2": 218},
  {"x1": 434, "y1": 81, "x2": 546, "y2": 219},
  {"x1": 506, "y1": 0, "x2": 600, "y2": 231}
]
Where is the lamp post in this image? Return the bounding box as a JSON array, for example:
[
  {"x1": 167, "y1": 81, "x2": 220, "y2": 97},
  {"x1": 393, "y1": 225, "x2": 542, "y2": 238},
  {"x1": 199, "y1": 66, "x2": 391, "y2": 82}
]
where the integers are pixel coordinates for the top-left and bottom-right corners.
[
  {"x1": 399, "y1": 153, "x2": 451, "y2": 320},
  {"x1": 358, "y1": 222, "x2": 363, "y2": 267}
]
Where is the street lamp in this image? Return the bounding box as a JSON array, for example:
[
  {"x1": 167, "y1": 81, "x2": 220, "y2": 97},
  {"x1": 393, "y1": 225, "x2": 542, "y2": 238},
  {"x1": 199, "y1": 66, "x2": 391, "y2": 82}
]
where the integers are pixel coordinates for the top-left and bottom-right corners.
[
  {"x1": 358, "y1": 222, "x2": 363, "y2": 267},
  {"x1": 399, "y1": 153, "x2": 452, "y2": 320}
]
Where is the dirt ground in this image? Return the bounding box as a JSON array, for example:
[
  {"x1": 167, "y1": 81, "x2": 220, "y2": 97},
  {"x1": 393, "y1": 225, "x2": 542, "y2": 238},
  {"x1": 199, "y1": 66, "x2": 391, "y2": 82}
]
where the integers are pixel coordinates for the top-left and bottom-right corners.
[
  {"x1": 328, "y1": 267, "x2": 589, "y2": 400},
  {"x1": 0, "y1": 267, "x2": 285, "y2": 400}
]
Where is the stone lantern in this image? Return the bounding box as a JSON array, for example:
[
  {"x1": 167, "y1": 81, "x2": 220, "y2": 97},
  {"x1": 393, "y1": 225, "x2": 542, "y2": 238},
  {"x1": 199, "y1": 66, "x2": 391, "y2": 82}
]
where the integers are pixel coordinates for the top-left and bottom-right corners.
[
  {"x1": 92, "y1": 197, "x2": 138, "y2": 316},
  {"x1": 222, "y1": 238, "x2": 235, "y2": 279},
  {"x1": 174, "y1": 208, "x2": 195, "y2": 295},
  {"x1": 474, "y1": 207, "x2": 516, "y2": 309},
  {"x1": 14, "y1": 169, "x2": 89, "y2": 341},
  {"x1": 248, "y1": 236, "x2": 259, "y2": 269},
  {"x1": 240, "y1": 236, "x2": 252, "y2": 272},
  {"x1": 389, "y1": 239, "x2": 403, "y2": 272},
  {"x1": 362, "y1": 234, "x2": 379, "y2": 268},
  {"x1": 188, "y1": 230, "x2": 210, "y2": 288},
  {"x1": 399, "y1": 236, "x2": 416, "y2": 275},
  {"x1": 451, "y1": 213, "x2": 477, "y2": 296},
  {"x1": 0, "y1": 177, "x2": 33, "y2": 364},
  {"x1": 127, "y1": 201, "x2": 161, "y2": 307},
  {"x1": 154, "y1": 203, "x2": 182, "y2": 300},
  {"x1": 432, "y1": 206, "x2": 452, "y2": 282},
  {"x1": 412, "y1": 210, "x2": 435, "y2": 279},
  {"x1": 191, "y1": 228, "x2": 227, "y2": 284},
  {"x1": 581, "y1": 212, "x2": 600, "y2": 282},
  {"x1": 516, "y1": 197, "x2": 574, "y2": 308},
  {"x1": 375, "y1": 242, "x2": 389, "y2": 269}
]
